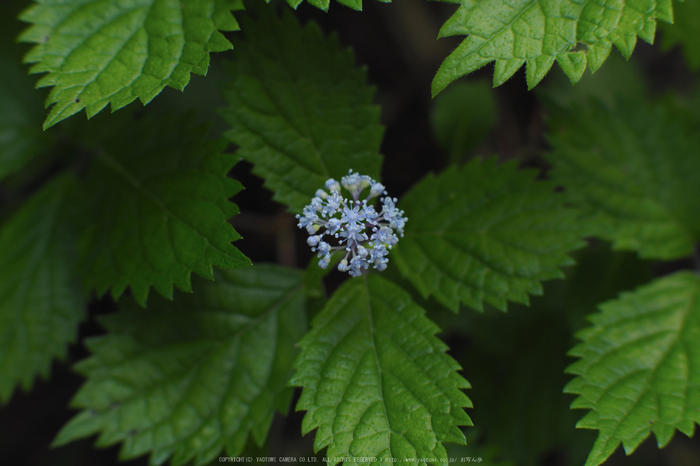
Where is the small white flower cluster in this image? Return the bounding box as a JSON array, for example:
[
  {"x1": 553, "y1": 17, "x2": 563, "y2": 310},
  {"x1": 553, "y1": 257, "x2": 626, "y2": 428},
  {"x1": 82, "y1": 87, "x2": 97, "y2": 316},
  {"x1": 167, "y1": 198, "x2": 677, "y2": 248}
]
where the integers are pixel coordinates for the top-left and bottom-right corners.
[{"x1": 297, "y1": 170, "x2": 407, "y2": 277}]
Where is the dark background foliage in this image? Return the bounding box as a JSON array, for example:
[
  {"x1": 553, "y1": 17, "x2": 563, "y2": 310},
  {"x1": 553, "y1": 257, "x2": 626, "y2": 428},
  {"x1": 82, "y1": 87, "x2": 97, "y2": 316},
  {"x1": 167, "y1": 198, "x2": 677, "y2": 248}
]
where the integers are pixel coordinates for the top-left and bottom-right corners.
[{"x1": 1, "y1": 0, "x2": 699, "y2": 465}]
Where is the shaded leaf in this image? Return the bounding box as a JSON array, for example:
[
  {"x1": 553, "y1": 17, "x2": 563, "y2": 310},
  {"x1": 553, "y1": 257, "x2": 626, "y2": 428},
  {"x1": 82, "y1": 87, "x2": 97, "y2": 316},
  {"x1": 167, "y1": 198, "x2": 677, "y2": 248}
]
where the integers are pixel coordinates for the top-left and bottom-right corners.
[
  {"x1": 537, "y1": 53, "x2": 647, "y2": 111},
  {"x1": 0, "y1": 175, "x2": 85, "y2": 403},
  {"x1": 53, "y1": 265, "x2": 307, "y2": 466},
  {"x1": 431, "y1": 80, "x2": 497, "y2": 164},
  {"x1": 0, "y1": 54, "x2": 50, "y2": 180},
  {"x1": 77, "y1": 113, "x2": 250, "y2": 306},
  {"x1": 546, "y1": 98, "x2": 700, "y2": 260},
  {"x1": 661, "y1": 0, "x2": 700, "y2": 70}
]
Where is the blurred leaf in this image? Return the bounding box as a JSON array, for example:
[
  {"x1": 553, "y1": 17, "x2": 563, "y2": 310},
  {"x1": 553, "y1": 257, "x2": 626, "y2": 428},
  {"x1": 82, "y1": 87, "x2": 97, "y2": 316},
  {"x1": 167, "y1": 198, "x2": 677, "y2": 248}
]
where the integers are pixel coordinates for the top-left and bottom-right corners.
[
  {"x1": 0, "y1": 175, "x2": 85, "y2": 403},
  {"x1": 539, "y1": 53, "x2": 647, "y2": 110},
  {"x1": 566, "y1": 272, "x2": 700, "y2": 466},
  {"x1": 547, "y1": 98, "x2": 700, "y2": 260},
  {"x1": 450, "y1": 277, "x2": 594, "y2": 465},
  {"x1": 393, "y1": 157, "x2": 588, "y2": 312},
  {"x1": 445, "y1": 429, "x2": 515, "y2": 466},
  {"x1": 290, "y1": 274, "x2": 472, "y2": 465},
  {"x1": 661, "y1": 0, "x2": 700, "y2": 69},
  {"x1": 559, "y1": 243, "x2": 652, "y2": 332},
  {"x1": 0, "y1": 54, "x2": 50, "y2": 181},
  {"x1": 220, "y1": 5, "x2": 383, "y2": 213},
  {"x1": 431, "y1": 80, "x2": 496, "y2": 163},
  {"x1": 284, "y1": 0, "x2": 390, "y2": 12},
  {"x1": 54, "y1": 265, "x2": 306, "y2": 466}
]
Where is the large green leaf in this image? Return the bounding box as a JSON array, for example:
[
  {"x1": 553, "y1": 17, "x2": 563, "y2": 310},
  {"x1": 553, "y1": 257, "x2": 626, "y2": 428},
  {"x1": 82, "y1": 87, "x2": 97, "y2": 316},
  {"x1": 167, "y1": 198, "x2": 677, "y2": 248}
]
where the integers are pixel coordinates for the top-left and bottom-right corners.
[
  {"x1": 392, "y1": 157, "x2": 586, "y2": 312},
  {"x1": 565, "y1": 272, "x2": 700, "y2": 466},
  {"x1": 290, "y1": 274, "x2": 472, "y2": 465},
  {"x1": 546, "y1": 98, "x2": 700, "y2": 260},
  {"x1": 0, "y1": 175, "x2": 85, "y2": 403},
  {"x1": 53, "y1": 265, "x2": 306, "y2": 466},
  {"x1": 77, "y1": 113, "x2": 250, "y2": 306},
  {"x1": 19, "y1": 0, "x2": 242, "y2": 129},
  {"x1": 433, "y1": 0, "x2": 675, "y2": 94},
  {"x1": 220, "y1": 5, "x2": 383, "y2": 213}
]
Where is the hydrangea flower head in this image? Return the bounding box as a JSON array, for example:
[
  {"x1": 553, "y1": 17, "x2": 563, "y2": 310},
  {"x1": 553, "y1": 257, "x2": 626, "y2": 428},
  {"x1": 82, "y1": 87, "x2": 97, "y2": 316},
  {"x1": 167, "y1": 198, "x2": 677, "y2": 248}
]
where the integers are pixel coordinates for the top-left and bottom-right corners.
[{"x1": 296, "y1": 170, "x2": 407, "y2": 277}]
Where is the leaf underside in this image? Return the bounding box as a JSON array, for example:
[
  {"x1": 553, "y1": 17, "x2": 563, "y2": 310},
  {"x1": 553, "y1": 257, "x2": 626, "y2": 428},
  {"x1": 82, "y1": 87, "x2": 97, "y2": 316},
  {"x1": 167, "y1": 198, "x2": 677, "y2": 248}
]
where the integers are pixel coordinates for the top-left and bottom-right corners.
[
  {"x1": 565, "y1": 272, "x2": 700, "y2": 466},
  {"x1": 392, "y1": 157, "x2": 587, "y2": 312},
  {"x1": 433, "y1": 0, "x2": 676, "y2": 95},
  {"x1": 53, "y1": 265, "x2": 307, "y2": 466},
  {"x1": 19, "y1": 0, "x2": 243, "y2": 129},
  {"x1": 220, "y1": 5, "x2": 383, "y2": 213},
  {"x1": 0, "y1": 175, "x2": 85, "y2": 403},
  {"x1": 77, "y1": 113, "x2": 250, "y2": 306},
  {"x1": 290, "y1": 274, "x2": 472, "y2": 466},
  {"x1": 546, "y1": 98, "x2": 700, "y2": 260}
]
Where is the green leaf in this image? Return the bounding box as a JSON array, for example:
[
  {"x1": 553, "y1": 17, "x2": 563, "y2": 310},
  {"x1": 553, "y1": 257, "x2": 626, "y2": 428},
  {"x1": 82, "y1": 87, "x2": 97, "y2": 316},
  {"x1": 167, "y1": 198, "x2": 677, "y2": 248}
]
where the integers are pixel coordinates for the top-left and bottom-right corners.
[
  {"x1": 0, "y1": 174, "x2": 85, "y2": 403},
  {"x1": 432, "y1": 0, "x2": 676, "y2": 94},
  {"x1": 53, "y1": 265, "x2": 307, "y2": 466},
  {"x1": 283, "y1": 0, "x2": 390, "y2": 12},
  {"x1": 661, "y1": 0, "x2": 700, "y2": 69},
  {"x1": 77, "y1": 113, "x2": 250, "y2": 306},
  {"x1": 546, "y1": 98, "x2": 700, "y2": 260},
  {"x1": 19, "y1": 0, "x2": 243, "y2": 129},
  {"x1": 392, "y1": 157, "x2": 586, "y2": 312},
  {"x1": 220, "y1": 5, "x2": 383, "y2": 213},
  {"x1": 290, "y1": 274, "x2": 472, "y2": 465},
  {"x1": 0, "y1": 54, "x2": 50, "y2": 180},
  {"x1": 565, "y1": 272, "x2": 700, "y2": 466}
]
